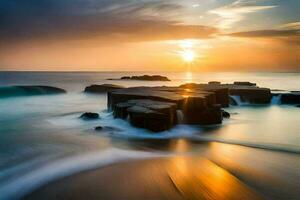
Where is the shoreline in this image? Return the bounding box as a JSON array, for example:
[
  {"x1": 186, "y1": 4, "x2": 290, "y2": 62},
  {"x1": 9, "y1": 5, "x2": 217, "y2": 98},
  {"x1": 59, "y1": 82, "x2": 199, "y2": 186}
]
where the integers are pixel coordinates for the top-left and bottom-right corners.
[
  {"x1": 20, "y1": 140, "x2": 300, "y2": 200},
  {"x1": 24, "y1": 156, "x2": 262, "y2": 200}
]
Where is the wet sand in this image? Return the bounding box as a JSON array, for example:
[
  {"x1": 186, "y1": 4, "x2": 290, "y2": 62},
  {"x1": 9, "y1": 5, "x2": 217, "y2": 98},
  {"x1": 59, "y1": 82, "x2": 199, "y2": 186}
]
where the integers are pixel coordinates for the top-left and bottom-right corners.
[{"x1": 24, "y1": 156, "x2": 262, "y2": 200}]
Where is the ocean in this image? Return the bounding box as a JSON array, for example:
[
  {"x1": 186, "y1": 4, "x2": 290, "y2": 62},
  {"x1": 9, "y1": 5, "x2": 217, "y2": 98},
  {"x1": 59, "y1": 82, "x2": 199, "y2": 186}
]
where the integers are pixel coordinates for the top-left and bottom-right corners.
[{"x1": 0, "y1": 71, "x2": 299, "y2": 199}]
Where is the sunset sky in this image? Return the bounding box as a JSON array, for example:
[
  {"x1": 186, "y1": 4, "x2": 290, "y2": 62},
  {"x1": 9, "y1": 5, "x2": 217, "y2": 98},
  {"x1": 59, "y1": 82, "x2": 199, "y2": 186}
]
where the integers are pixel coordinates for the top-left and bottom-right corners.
[{"x1": 0, "y1": 0, "x2": 299, "y2": 72}]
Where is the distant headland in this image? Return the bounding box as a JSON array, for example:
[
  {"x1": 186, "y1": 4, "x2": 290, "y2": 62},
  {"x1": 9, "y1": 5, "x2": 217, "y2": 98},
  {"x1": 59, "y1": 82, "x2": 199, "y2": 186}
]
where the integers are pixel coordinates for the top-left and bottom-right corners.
[{"x1": 107, "y1": 75, "x2": 171, "y2": 81}]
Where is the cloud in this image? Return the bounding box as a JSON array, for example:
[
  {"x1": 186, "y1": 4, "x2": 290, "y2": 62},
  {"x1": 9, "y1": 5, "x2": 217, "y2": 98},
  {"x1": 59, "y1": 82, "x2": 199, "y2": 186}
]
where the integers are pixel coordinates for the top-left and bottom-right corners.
[
  {"x1": 228, "y1": 29, "x2": 300, "y2": 37},
  {"x1": 227, "y1": 28, "x2": 300, "y2": 46},
  {"x1": 279, "y1": 21, "x2": 300, "y2": 30},
  {"x1": 209, "y1": 0, "x2": 276, "y2": 29},
  {"x1": 0, "y1": 0, "x2": 217, "y2": 46}
]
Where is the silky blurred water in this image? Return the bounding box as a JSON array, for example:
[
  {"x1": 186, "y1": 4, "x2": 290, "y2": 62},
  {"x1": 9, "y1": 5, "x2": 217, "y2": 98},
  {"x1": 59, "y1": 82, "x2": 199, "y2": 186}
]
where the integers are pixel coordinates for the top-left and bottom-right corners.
[{"x1": 0, "y1": 71, "x2": 299, "y2": 199}]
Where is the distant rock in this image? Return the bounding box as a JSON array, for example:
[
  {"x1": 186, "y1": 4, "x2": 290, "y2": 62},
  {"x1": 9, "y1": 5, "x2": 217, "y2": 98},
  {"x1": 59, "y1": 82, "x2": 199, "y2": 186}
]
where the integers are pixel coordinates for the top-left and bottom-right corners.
[
  {"x1": 110, "y1": 75, "x2": 170, "y2": 81},
  {"x1": 208, "y1": 81, "x2": 221, "y2": 85},
  {"x1": 234, "y1": 82, "x2": 256, "y2": 86},
  {"x1": 0, "y1": 85, "x2": 66, "y2": 98},
  {"x1": 84, "y1": 84, "x2": 124, "y2": 94},
  {"x1": 80, "y1": 112, "x2": 99, "y2": 120}
]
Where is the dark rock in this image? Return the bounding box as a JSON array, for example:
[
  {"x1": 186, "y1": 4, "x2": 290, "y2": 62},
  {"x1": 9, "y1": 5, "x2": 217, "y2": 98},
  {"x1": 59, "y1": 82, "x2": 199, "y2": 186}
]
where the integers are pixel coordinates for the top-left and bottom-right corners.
[
  {"x1": 184, "y1": 104, "x2": 222, "y2": 125},
  {"x1": 108, "y1": 86, "x2": 226, "y2": 131},
  {"x1": 113, "y1": 102, "x2": 132, "y2": 119},
  {"x1": 208, "y1": 81, "x2": 221, "y2": 85},
  {"x1": 0, "y1": 85, "x2": 66, "y2": 98},
  {"x1": 222, "y1": 110, "x2": 230, "y2": 118},
  {"x1": 107, "y1": 82, "x2": 272, "y2": 132},
  {"x1": 84, "y1": 84, "x2": 124, "y2": 94},
  {"x1": 295, "y1": 104, "x2": 300, "y2": 108},
  {"x1": 234, "y1": 82, "x2": 256, "y2": 86},
  {"x1": 127, "y1": 106, "x2": 170, "y2": 132},
  {"x1": 120, "y1": 75, "x2": 170, "y2": 81},
  {"x1": 120, "y1": 76, "x2": 131, "y2": 80},
  {"x1": 80, "y1": 112, "x2": 99, "y2": 120},
  {"x1": 281, "y1": 93, "x2": 300, "y2": 104},
  {"x1": 116, "y1": 99, "x2": 177, "y2": 132},
  {"x1": 95, "y1": 126, "x2": 103, "y2": 131},
  {"x1": 229, "y1": 87, "x2": 271, "y2": 104}
]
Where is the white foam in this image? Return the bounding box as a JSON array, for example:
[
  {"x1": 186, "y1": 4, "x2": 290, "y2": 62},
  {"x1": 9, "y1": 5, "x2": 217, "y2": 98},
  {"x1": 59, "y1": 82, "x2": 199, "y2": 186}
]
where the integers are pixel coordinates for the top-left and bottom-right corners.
[
  {"x1": 176, "y1": 110, "x2": 185, "y2": 124},
  {"x1": 271, "y1": 94, "x2": 282, "y2": 105}
]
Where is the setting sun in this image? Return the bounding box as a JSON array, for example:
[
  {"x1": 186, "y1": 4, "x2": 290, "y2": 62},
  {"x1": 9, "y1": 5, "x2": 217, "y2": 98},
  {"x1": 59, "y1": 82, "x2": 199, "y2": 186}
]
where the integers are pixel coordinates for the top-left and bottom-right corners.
[{"x1": 181, "y1": 49, "x2": 196, "y2": 62}]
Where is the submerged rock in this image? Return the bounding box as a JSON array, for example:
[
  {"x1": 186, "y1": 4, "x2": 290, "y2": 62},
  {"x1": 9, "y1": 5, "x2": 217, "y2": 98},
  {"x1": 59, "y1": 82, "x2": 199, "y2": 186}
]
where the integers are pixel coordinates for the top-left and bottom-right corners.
[
  {"x1": 0, "y1": 85, "x2": 66, "y2": 98},
  {"x1": 84, "y1": 84, "x2": 124, "y2": 94},
  {"x1": 80, "y1": 112, "x2": 99, "y2": 120},
  {"x1": 94, "y1": 126, "x2": 122, "y2": 132}
]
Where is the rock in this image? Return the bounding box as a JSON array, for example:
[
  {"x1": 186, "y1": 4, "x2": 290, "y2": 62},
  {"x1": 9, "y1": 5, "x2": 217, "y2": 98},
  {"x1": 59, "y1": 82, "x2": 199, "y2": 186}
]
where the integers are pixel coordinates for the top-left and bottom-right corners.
[
  {"x1": 108, "y1": 86, "x2": 227, "y2": 131},
  {"x1": 234, "y1": 82, "x2": 256, "y2": 86},
  {"x1": 229, "y1": 87, "x2": 271, "y2": 104},
  {"x1": 115, "y1": 99, "x2": 177, "y2": 132},
  {"x1": 280, "y1": 93, "x2": 300, "y2": 104},
  {"x1": 120, "y1": 76, "x2": 131, "y2": 80},
  {"x1": 184, "y1": 104, "x2": 223, "y2": 125},
  {"x1": 107, "y1": 82, "x2": 273, "y2": 132},
  {"x1": 80, "y1": 112, "x2": 99, "y2": 120},
  {"x1": 0, "y1": 85, "x2": 66, "y2": 98},
  {"x1": 208, "y1": 81, "x2": 221, "y2": 85},
  {"x1": 119, "y1": 75, "x2": 170, "y2": 81},
  {"x1": 84, "y1": 84, "x2": 124, "y2": 94},
  {"x1": 95, "y1": 126, "x2": 103, "y2": 131},
  {"x1": 127, "y1": 106, "x2": 170, "y2": 132},
  {"x1": 222, "y1": 110, "x2": 230, "y2": 118},
  {"x1": 295, "y1": 104, "x2": 300, "y2": 108}
]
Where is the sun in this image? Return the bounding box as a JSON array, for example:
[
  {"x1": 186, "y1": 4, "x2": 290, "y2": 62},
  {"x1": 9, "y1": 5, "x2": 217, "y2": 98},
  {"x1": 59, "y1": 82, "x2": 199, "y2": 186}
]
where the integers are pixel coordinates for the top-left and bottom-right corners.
[{"x1": 181, "y1": 49, "x2": 195, "y2": 62}]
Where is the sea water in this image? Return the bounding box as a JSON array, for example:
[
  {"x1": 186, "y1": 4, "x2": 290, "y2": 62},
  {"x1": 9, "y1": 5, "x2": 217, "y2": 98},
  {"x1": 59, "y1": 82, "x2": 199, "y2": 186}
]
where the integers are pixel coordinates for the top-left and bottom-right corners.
[{"x1": 0, "y1": 71, "x2": 299, "y2": 199}]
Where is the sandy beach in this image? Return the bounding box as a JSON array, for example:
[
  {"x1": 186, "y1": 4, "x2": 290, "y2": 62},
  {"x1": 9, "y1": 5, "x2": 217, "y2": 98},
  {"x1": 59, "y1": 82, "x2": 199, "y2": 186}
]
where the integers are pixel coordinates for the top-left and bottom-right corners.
[{"x1": 24, "y1": 156, "x2": 262, "y2": 200}]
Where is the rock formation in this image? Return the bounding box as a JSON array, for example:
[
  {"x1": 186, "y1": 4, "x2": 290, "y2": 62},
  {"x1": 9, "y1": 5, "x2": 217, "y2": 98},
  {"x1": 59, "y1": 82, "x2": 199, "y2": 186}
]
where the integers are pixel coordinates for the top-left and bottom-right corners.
[
  {"x1": 108, "y1": 75, "x2": 170, "y2": 81},
  {"x1": 84, "y1": 84, "x2": 124, "y2": 93},
  {"x1": 106, "y1": 82, "x2": 273, "y2": 132},
  {"x1": 0, "y1": 85, "x2": 66, "y2": 98},
  {"x1": 280, "y1": 93, "x2": 300, "y2": 104}
]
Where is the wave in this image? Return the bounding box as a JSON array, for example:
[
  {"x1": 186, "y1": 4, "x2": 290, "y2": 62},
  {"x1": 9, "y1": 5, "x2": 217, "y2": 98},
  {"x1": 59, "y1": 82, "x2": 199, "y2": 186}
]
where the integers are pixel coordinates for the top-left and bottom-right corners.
[
  {"x1": 0, "y1": 148, "x2": 169, "y2": 200},
  {"x1": 0, "y1": 86, "x2": 66, "y2": 98},
  {"x1": 52, "y1": 111, "x2": 300, "y2": 154}
]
